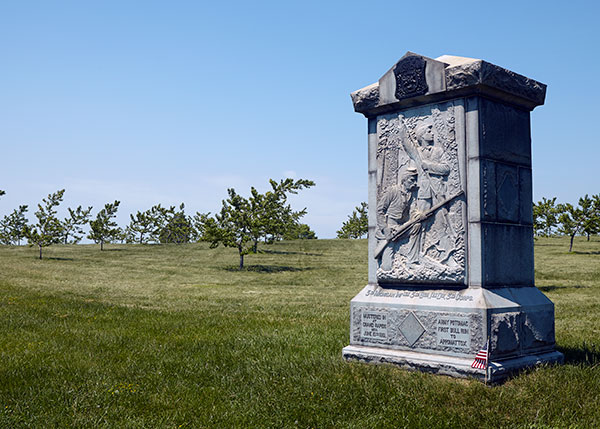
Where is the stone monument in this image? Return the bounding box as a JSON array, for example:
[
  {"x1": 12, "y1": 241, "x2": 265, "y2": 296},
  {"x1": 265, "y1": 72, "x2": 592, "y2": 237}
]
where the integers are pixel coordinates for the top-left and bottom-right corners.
[{"x1": 342, "y1": 52, "x2": 563, "y2": 382}]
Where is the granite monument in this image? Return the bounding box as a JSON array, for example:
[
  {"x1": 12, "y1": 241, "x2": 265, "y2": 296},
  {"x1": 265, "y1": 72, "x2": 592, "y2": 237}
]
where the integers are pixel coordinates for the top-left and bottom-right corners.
[{"x1": 342, "y1": 52, "x2": 563, "y2": 382}]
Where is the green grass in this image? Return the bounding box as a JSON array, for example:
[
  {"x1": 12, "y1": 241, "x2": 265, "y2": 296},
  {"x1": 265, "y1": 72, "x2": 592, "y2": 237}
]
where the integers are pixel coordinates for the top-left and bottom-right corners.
[{"x1": 0, "y1": 237, "x2": 599, "y2": 428}]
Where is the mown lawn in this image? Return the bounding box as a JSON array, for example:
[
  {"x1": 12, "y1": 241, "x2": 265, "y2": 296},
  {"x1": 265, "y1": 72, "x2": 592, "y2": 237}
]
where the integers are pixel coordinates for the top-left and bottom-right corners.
[{"x1": 0, "y1": 237, "x2": 599, "y2": 428}]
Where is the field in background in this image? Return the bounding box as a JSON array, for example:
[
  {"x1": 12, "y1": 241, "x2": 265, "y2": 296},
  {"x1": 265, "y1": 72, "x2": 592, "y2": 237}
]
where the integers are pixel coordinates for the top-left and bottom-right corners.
[{"x1": 0, "y1": 237, "x2": 599, "y2": 428}]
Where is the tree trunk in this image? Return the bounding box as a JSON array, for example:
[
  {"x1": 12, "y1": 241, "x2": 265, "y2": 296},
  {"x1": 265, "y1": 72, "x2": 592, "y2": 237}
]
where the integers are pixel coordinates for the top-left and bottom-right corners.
[
  {"x1": 239, "y1": 248, "x2": 244, "y2": 270},
  {"x1": 569, "y1": 234, "x2": 575, "y2": 252},
  {"x1": 101, "y1": 240, "x2": 104, "y2": 251},
  {"x1": 39, "y1": 244, "x2": 42, "y2": 260},
  {"x1": 587, "y1": 233, "x2": 590, "y2": 241},
  {"x1": 253, "y1": 239, "x2": 258, "y2": 254}
]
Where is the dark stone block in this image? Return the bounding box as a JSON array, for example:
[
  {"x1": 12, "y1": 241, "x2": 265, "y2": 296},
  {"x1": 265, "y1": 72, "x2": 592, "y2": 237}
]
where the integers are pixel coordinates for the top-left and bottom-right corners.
[
  {"x1": 480, "y1": 98, "x2": 531, "y2": 166},
  {"x1": 482, "y1": 223, "x2": 534, "y2": 286}
]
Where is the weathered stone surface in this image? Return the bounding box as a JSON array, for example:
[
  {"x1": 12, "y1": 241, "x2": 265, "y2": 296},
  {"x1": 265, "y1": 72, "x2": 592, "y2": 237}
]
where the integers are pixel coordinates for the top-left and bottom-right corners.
[
  {"x1": 346, "y1": 52, "x2": 561, "y2": 382},
  {"x1": 351, "y1": 52, "x2": 546, "y2": 116}
]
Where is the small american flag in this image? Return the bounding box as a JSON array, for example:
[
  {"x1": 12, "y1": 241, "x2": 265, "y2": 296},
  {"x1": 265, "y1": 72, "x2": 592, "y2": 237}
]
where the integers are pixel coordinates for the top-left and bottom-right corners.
[{"x1": 471, "y1": 341, "x2": 489, "y2": 370}]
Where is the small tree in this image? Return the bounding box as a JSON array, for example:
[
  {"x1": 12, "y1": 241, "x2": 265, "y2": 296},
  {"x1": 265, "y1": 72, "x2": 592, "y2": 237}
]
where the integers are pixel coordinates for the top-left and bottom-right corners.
[
  {"x1": 557, "y1": 202, "x2": 584, "y2": 252},
  {"x1": 0, "y1": 190, "x2": 5, "y2": 197},
  {"x1": 0, "y1": 205, "x2": 29, "y2": 245},
  {"x1": 125, "y1": 210, "x2": 155, "y2": 244},
  {"x1": 159, "y1": 203, "x2": 194, "y2": 244},
  {"x1": 580, "y1": 194, "x2": 600, "y2": 241},
  {"x1": 259, "y1": 178, "x2": 315, "y2": 245},
  {"x1": 24, "y1": 190, "x2": 65, "y2": 259},
  {"x1": 533, "y1": 197, "x2": 558, "y2": 237},
  {"x1": 206, "y1": 188, "x2": 254, "y2": 270},
  {"x1": 62, "y1": 205, "x2": 93, "y2": 244},
  {"x1": 283, "y1": 223, "x2": 317, "y2": 240},
  {"x1": 88, "y1": 201, "x2": 121, "y2": 250},
  {"x1": 337, "y1": 202, "x2": 369, "y2": 239}
]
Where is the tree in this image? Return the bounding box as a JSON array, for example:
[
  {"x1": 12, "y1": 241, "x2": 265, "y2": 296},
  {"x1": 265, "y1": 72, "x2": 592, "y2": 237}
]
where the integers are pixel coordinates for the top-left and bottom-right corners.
[
  {"x1": 205, "y1": 188, "x2": 254, "y2": 269},
  {"x1": 580, "y1": 194, "x2": 600, "y2": 241},
  {"x1": 24, "y1": 189, "x2": 65, "y2": 259},
  {"x1": 125, "y1": 209, "x2": 155, "y2": 244},
  {"x1": 337, "y1": 202, "x2": 369, "y2": 239},
  {"x1": 283, "y1": 223, "x2": 317, "y2": 240},
  {"x1": 557, "y1": 202, "x2": 584, "y2": 252},
  {"x1": 62, "y1": 205, "x2": 93, "y2": 244},
  {"x1": 258, "y1": 178, "x2": 315, "y2": 245},
  {"x1": 533, "y1": 197, "x2": 558, "y2": 237},
  {"x1": 0, "y1": 190, "x2": 5, "y2": 197},
  {"x1": 0, "y1": 205, "x2": 29, "y2": 245},
  {"x1": 202, "y1": 178, "x2": 315, "y2": 269},
  {"x1": 88, "y1": 201, "x2": 122, "y2": 250},
  {"x1": 159, "y1": 203, "x2": 194, "y2": 244}
]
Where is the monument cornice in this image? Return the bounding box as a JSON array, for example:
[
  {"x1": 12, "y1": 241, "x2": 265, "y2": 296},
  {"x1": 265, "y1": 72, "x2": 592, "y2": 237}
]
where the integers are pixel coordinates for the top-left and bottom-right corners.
[{"x1": 351, "y1": 54, "x2": 547, "y2": 117}]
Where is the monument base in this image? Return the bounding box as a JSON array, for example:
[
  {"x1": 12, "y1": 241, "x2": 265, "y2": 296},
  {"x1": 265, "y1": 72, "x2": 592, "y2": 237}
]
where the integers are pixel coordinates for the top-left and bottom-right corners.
[
  {"x1": 342, "y1": 284, "x2": 563, "y2": 383},
  {"x1": 342, "y1": 345, "x2": 563, "y2": 383}
]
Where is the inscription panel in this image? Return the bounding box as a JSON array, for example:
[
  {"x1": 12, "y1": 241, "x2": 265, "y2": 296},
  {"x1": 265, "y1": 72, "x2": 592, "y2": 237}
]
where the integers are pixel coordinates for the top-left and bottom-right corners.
[
  {"x1": 436, "y1": 316, "x2": 471, "y2": 352},
  {"x1": 361, "y1": 310, "x2": 388, "y2": 341},
  {"x1": 352, "y1": 305, "x2": 483, "y2": 356}
]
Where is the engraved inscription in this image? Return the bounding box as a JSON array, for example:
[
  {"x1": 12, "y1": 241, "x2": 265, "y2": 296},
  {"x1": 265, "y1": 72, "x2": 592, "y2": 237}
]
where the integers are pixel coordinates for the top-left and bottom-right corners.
[
  {"x1": 361, "y1": 310, "x2": 388, "y2": 341},
  {"x1": 375, "y1": 102, "x2": 466, "y2": 284},
  {"x1": 436, "y1": 316, "x2": 471, "y2": 351}
]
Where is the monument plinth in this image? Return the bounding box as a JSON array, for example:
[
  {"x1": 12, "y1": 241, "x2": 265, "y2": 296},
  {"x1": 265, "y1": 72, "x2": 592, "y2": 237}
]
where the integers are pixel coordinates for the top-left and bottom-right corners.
[{"x1": 342, "y1": 52, "x2": 563, "y2": 382}]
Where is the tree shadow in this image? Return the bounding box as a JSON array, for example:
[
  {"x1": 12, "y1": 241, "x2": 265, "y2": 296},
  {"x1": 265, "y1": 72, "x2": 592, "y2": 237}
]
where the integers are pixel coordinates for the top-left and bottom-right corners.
[
  {"x1": 223, "y1": 264, "x2": 313, "y2": 273},
  {"x1": 572, "y1": 250, "x2": 600, "y2": 255},
  {"x1": 46, "y1": 257, "x2": 75, "y2": 261},
  {"x1": 537, "y1": 285, "x2": 588, "y2": 292},
  {"x1": 259, "y1": 249, "x2": 323, "y2": 256},
  {"x1": 558, "y1": 343, "x2": 600, "y2": 366},
  {"x1": 102, "y1": 249, "x2": 124, "y2": 252}
]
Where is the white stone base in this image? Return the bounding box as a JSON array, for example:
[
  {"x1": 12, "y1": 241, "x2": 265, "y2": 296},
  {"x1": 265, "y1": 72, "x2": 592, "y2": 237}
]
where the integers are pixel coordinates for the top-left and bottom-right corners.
[
  {"x1": 342, "y1": 344, "x2": 563, "y2": 383},
  {"x1": 344, "y1": 284, "x2": 563, "y2": 383}
]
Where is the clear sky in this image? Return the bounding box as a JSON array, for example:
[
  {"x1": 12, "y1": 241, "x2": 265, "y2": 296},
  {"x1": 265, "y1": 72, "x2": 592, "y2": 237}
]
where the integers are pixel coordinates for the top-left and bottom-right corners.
[{"x1": 1, "y1": 0, "x2": 598, "y2": 238}]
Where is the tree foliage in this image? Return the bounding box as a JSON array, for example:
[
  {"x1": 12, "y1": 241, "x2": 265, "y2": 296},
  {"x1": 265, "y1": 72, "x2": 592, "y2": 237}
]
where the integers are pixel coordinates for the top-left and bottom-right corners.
[
  {"x1": 0, "y1": 205, "x2": 29, "y2": 245},
  {"x1": 125, "y1": 209, "x2": 155, "y2": 244},
  {"x1": 88, "y1": 201, "x2": 122, "y2": 250},
  {"x1": 337, "y1": 202, "x2": 368, "y2": 239},
  {"x1": 62, "y1": 206, "x2": 93, "y2": 244},
  {"x1": 200, "y1": 178, "x2": 315, "y2": 269},
  {"x1": 579, "y1": 194, "x2": 600, "y2": 241},
  {"x1": 533, "y1": 197, "x2": 559, "y2": 237},
  {"x1": 158, "y1": 204, "x2": 194, "y2": 244},
  {"x1": 204, "y1": 188, "x2": 254, "y2": 269},
  {"x1": 283, "y1": 223, "x2": 317, "y2": 240},
  {"x1": 24, "y1": 189, "x2": 65, "y2": 259}
]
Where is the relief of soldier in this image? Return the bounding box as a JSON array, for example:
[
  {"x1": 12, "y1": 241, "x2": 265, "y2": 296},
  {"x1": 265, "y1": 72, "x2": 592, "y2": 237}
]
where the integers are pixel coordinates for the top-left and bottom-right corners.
[{"x1": 375, "y1": 113, "x2": 464, "y2": 282}]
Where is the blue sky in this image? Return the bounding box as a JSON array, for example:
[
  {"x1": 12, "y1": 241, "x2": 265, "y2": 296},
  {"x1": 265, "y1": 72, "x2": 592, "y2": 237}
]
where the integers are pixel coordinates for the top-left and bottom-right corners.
[{"x1": 1, "y1": 1, "x2": 598, "y2": 238}]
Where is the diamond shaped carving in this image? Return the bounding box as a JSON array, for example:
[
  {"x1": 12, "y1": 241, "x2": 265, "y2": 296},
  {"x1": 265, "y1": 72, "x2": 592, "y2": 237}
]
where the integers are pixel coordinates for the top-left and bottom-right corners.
[{"x1": 399, "y1": 312, "x2": 426, "y2": 347}]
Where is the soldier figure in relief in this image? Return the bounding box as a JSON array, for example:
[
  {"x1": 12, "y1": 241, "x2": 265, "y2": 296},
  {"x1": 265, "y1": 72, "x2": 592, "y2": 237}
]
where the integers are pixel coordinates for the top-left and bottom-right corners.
[
  {"x1": 408, "y1": 119, "x2": 453, "y2": 265},
  {"x1": 376, "y1": 166, "x2": 418, "y2": 271}
]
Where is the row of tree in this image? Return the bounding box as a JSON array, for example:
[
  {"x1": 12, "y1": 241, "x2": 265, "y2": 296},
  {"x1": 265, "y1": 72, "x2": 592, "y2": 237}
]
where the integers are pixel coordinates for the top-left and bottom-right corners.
[
  {"x1": 533, "y1": 194, "x2": 600, "y2": 251},
  {"x1": 0, "y1": 179, "x2": 317, "y2": 266}
]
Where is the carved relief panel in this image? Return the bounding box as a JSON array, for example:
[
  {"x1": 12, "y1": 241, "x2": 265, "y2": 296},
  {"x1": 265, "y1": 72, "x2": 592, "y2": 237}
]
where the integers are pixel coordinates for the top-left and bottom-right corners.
[{"x1": 374, "y1": 101, "x2": 466, "y2": 284}]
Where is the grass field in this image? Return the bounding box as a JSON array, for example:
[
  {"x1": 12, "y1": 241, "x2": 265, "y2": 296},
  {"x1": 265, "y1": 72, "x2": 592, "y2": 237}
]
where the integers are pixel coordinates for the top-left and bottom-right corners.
[{"x1": 0, "y1": 237, "x2": 599, "y2": 428}]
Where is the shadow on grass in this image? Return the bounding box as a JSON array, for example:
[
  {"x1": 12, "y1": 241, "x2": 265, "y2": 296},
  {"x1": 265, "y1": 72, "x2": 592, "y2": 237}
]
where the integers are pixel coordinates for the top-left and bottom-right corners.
[
  {"x1": 223, "y1": 264, "x2": 313, "y2": 273},
  {"x1": 537, "y1": 285, "x2": 588, "y2": 292},
  {"x1": 46, "y1": 257, "x2": 75, "y2": 261},
  {"x1": 102, "y1": 249, "x2": 125, "y2": 252},
  {"x1": 259, "y1": 249, "x2": 323, "y2": 256},
  {"x1": 558, "y1": 342, "x2": 600, "y2": 366},
  {"x1": 572, "y1": 250, "x2": 600, "y2": 255}
]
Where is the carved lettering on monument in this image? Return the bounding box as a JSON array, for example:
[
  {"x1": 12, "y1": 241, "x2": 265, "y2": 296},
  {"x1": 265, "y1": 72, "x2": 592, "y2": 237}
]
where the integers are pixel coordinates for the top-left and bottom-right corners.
[
  {"x1": 375, "y1": 102, "x2": 466, "y2": 284},
  {"x1": 361, "y1": 310, "x2": 388, "y2": 341},
  {"x1": 436, "y1": 316, "x2": 471, "y2": 351}
]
